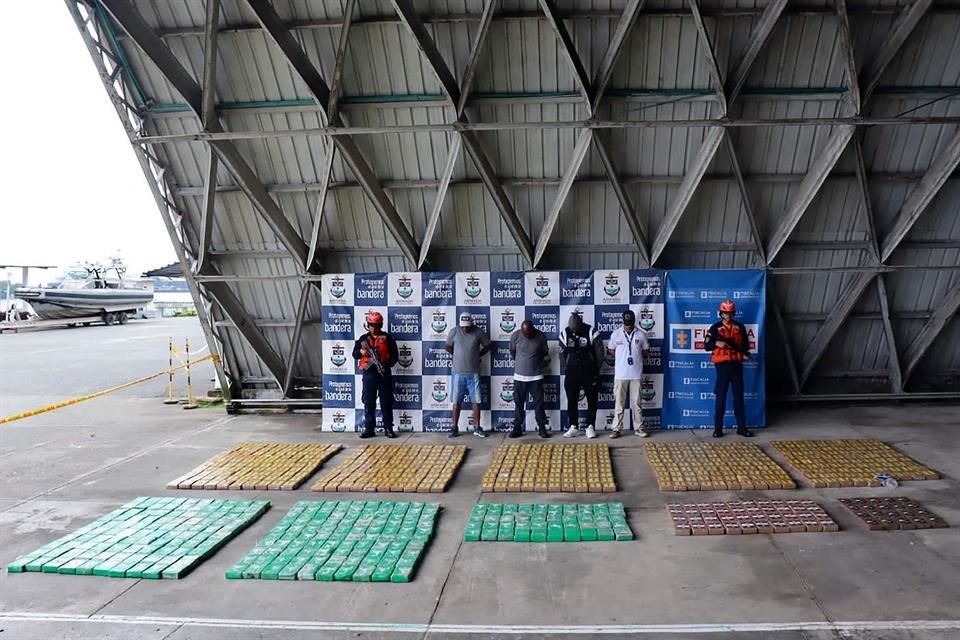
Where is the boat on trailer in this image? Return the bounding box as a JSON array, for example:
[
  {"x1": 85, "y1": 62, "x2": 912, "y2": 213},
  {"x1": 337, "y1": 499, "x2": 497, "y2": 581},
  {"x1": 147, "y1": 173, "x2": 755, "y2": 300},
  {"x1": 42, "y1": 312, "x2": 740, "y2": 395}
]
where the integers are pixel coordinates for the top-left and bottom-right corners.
[{"x1": 14, "y1": 262, "x2": 153, "y2": 326}]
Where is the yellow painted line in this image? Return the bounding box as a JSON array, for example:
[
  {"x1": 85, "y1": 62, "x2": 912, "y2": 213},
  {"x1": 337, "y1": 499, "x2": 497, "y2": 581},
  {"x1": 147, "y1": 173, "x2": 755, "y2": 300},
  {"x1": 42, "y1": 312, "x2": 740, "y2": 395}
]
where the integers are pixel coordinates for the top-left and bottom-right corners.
[{"x1": 0, "y1": 355, "x2": 218, "y2": 425}]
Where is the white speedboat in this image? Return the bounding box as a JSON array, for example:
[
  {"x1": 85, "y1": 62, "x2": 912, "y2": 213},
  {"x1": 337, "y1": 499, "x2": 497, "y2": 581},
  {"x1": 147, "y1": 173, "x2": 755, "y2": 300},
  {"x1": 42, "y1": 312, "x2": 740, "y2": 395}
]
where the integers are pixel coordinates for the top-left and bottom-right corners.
[{"x1": 16, "y1": 263, "x2": 153, "y2": 324}]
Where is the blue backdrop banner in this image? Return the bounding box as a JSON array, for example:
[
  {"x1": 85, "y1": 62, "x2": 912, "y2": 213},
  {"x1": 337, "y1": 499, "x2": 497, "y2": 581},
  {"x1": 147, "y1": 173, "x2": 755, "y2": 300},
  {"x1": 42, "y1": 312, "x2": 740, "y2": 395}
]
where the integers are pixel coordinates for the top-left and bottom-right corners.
[
  {"x1": 321, "y1": 270, "x2": 665, "y2": 432},
  {"x1": 662, "y1": 270, "x2": 766, "y2": 429}
]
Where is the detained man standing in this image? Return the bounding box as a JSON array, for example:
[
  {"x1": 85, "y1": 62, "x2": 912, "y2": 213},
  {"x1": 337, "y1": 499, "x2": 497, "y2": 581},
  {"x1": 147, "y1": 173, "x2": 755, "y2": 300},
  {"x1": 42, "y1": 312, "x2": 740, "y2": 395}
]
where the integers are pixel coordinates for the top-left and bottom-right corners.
[
  {"x1": 509, "y1": 320, "x2": 551, "y2": 439},
  {"x1": 352, "y1": 311, "x2": 399, "y2": 439},
  {"x1": 559, "y1": 312, "x2": 604, "y2": 439},
  {"x1": 607, "y1": 309, "x2": 650, "y2": 438},
  {"x1": 704, "y1": 299, "x2": 753, "y2": 438},
  {"x1": 445, "y1": 313, "x2": 492, "y2": 438}
]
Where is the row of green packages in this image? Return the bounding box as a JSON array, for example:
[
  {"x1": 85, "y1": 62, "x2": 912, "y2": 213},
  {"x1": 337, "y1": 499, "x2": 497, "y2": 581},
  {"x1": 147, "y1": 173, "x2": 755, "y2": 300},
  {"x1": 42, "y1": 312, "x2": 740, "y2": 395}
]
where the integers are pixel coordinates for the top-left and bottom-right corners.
[
  {"x1": 8, "y1": 498, "x2": 635, "y2": 583},
  {"x1": 466, "y1": 502, "x2": 634, "y2": 542}
]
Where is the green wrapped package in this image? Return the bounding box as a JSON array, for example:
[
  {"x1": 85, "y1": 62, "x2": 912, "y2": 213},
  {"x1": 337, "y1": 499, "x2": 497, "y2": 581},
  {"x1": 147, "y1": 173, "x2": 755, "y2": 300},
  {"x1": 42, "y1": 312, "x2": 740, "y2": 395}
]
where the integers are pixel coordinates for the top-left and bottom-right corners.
[
  {"x1": 464, "y1": 503, "x2": 634, "y2": 543},
  {"x1": 228, "y1": 500, "x2": 440, "y2": 583},
  {"x1": 8, "y1": 498, "x2": 268, "y2": 581}
]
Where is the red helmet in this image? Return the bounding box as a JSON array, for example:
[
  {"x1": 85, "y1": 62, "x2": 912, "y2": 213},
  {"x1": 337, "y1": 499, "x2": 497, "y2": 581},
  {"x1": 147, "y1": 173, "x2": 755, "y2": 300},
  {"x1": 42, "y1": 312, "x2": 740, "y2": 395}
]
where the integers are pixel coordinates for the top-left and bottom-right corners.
[
  {"x1": 719, "y1": 299, "x2": 736, "y2": 314},
  {"x1": 366, "y1": 311, "x2": 384, "y2": 326}
]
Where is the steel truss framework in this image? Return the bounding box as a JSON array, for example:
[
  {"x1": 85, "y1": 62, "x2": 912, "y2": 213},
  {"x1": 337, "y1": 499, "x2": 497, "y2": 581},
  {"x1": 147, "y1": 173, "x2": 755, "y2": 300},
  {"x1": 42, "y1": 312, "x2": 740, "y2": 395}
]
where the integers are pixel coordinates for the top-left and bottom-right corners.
[{"x1": 69, "y1": 0, "x2": 960, "y2": 401}]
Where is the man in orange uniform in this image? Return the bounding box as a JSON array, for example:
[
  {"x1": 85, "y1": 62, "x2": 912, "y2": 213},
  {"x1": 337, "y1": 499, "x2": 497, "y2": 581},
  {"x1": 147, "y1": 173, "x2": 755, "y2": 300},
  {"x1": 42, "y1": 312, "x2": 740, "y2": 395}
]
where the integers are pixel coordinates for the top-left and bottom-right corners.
[
  {"x1": 352, "y1": 311, "x2": 399, "y2": 439},
  {"x1": 703, "y1": 299, "x2": 753, "y2": 438}
]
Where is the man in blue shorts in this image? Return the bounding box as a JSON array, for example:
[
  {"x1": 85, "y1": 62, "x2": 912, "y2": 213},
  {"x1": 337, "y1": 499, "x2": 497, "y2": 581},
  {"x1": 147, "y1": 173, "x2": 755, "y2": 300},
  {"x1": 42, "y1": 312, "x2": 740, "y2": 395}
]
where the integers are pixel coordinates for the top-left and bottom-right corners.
[{"x1": 445, "y1": 312, "x2": 491, "y2": 438}]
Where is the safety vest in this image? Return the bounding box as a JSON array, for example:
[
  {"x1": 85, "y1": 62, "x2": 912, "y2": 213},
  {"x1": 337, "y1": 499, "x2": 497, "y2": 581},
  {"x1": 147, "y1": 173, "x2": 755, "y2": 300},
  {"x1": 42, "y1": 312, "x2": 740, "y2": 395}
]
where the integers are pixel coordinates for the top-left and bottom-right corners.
[
  {"x1": 711, "y1": 321, "x2": 747, "y2": 364},
  {"x1": 359, "y1": 334, "x2": 391, "y2": 372}
]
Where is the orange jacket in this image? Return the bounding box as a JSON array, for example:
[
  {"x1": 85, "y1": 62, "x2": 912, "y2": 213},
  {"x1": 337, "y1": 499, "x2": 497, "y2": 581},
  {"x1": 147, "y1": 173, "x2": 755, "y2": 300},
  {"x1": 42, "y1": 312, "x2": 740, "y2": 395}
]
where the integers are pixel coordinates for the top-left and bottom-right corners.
[
  {"x1": 353, "y1": 332, "x2": 398, "y2": 373},
  {"x1": 704, "y1": 320, "x2": 750, "y2": 364}
]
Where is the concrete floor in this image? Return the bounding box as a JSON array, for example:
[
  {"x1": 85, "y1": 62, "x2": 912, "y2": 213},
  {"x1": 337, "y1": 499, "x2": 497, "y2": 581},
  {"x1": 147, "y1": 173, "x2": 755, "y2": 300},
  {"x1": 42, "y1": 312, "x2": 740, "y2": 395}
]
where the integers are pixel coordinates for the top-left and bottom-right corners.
[{"x1": 1, "y1": 318, "x2": 958, "y2": 639}]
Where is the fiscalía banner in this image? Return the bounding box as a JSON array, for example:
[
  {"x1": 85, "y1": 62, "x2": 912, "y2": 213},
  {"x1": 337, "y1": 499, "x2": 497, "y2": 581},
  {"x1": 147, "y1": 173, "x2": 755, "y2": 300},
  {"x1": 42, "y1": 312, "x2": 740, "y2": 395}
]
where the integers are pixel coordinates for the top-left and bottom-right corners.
[{"x1": 662, "y1": 269, "x2": 766, "y2": 429}]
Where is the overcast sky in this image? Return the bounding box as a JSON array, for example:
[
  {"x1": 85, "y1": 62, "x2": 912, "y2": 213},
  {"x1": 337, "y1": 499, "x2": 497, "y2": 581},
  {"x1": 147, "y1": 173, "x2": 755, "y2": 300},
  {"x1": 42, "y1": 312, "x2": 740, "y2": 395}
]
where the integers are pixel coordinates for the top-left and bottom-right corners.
[{"x1": 0, "y1": 3, "x2": 175, "y2": 285}]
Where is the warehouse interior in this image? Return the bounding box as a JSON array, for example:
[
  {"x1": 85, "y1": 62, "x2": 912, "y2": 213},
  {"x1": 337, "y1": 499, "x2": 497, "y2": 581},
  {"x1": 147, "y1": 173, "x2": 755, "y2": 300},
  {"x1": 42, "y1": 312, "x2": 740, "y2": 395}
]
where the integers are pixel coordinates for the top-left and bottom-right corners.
[
  {"x1": 66, "y1": 0, "x2": 960, "y2": 403},
  {"x1": 1, "y1": 1, "x2": 956, "y2": 638}
]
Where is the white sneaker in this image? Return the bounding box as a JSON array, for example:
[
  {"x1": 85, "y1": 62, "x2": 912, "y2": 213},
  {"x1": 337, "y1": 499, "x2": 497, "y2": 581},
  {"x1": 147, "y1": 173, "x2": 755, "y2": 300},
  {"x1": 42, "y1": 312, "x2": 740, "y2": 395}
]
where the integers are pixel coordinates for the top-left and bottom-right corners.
[
  {"x1": 563, "y1": 426, "x2": 579, "y2": 438},
  {"x1": 635, "y1": 428, "x2": 650, "y2": 438},
  {"x1": 585, "y1": 425, "x2": 597, "y2": 439}
]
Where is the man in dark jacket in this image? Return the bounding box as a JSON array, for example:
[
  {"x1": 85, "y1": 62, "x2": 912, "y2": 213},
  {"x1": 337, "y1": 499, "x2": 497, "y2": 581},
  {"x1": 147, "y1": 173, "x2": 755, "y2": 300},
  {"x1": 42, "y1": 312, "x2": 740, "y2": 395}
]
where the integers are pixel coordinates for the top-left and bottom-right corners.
[
  {"x1": 559, "y1": 312, "x2": 605, "y2": 439},
  {"x1": 352, "y1": 311, "x2": 399, "y2": 439},
  {"x1": 703, "y1": 299, "x2": 753, "y2": 438}
]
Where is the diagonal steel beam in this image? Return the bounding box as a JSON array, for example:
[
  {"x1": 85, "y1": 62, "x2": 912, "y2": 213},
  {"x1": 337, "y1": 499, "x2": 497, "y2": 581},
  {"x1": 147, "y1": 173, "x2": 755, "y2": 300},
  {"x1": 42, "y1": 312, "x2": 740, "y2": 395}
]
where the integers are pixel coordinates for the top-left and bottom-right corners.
[
  {"x1": 592, "y1": 0, "x2": 645, "y2": 115},
  {"x1": 766, "y1": 125, "x2": 856, "y2": 263},
  {"x1": 68, "y1": 0, "x2": 232, "y2": 398},
  {"x1": 834, "y1": 0, "x2": 861, "y2": 115},
  {"x1": 201, "y1": 0, "x2": 221, "y2": 127},
  {"x1": 305, "y1": 144, "x2": 336, "y2": 271},
  {"x1": 852, "y1": 131, "x2": 881, "y2": 262},
  {"x1": 460, "y1": 131, "x2": 535, "y2": 265},
  {"x1": 593, "y1": 133, "x2": 650, "y2": 264},
  {"x1": 689, "y1": 0, "x2": 727, "y2": 116},
  {"x1": 539, "y1": 0, "x2": 592, "y2": 105},
  {"x1": 197, "y1": 148, "x2": 218, "y2": 273},
  {"x1": 724, "y1": 132, "x2": 766, "y2": 264},
  {"x1": 391, "y1": 0, "x2": 535, "y2": 265},
  {"x1": 650, "y1": 127, "x2": 725, "y2": 264},
  {"x1": 204, "y1": 280, "x2": 287, "y2": 386},
  {"x1": 689, "y1": 1, "x2": 764, "y2": 266},
  {"x1": 196, "y1": 0, "x2": 221, "y2": 275},
  {"x1": 726, "y1": 0, "x2": 789, "y2": 104},
  {"x1": 283, "y1": 282, "x2": 313, "y2": 396},
  {"x1": 769, "y1": 276, "x2": 802, "y2": 393},
  {"x1": 419, "y1": 133, "x2": 462, "y2": 268},
  {"x1": 245, "y1": 0, "x2": 420, "y2": 266},
  {"x1": 880, "y1": 129, "x2": 960, "y2": 262},
  {"x1": 902, "y1": 278, "x2": 960, "y2": 383},
  {"x1": 100, "y1": 0, "x2": 311, "y2": 270},
  {"x1": 541, "y1": 0, "x2": 653, "y2": 262},
  {"x1": 861, "y1": 0, "x2": 934, "y2": 106},
  {"x1": 326, "y1": 0, "x2": 356, "y2": 122},
  {"x1": 392, "y1": 1, "x2": 461, "y2": 102},
  {"x1": 799, "y1": 271, "x2": 877, "y2": 386},
  {"x1": 534, "y1": 129, "x2": 593, "y2": 266},
  {"x1": 875, "y1": 275, "x2": 903, "y2": 393},
  {"x1": 457, "y1": 0, "x2": 497, "y2": 117}
]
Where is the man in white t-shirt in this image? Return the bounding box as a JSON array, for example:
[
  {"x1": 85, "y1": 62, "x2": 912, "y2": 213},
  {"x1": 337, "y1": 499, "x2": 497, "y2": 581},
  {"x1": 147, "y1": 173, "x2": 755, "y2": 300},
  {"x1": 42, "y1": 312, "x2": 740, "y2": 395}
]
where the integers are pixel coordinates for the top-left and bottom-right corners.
[{"x1": 607, "y1": 309, "x2": 650, "y2": 438}]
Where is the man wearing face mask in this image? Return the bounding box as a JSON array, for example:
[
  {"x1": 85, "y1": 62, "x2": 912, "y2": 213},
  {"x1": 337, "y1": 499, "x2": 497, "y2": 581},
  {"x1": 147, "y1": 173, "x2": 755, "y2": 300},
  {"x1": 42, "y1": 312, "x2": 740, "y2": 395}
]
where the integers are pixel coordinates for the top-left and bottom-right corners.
[
  {"x1": 704, "y1": 299, "x2": 753, "y2": 438},
  {"x1": 607, "y1": 309, "x2": 650, "y2": 438},
  {"x1": 559, "y1": 312, "x2": 604, "y2": 439},
  {"x1": 509, "y1": 320, "x2": 551, "y2": 438}
]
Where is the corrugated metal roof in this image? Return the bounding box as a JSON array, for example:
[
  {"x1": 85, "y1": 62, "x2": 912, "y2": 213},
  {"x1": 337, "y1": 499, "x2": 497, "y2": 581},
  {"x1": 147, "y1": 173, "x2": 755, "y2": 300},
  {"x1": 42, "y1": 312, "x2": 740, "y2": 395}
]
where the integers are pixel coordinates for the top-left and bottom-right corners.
[{"x1": 73, "y1": 0, "x2": 960, "y2": 398}]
